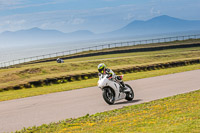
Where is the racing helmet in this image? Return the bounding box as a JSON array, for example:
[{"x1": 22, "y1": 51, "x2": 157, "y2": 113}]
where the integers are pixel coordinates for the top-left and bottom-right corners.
[{"x1": 98, "y1": 63, "x2": 106, "y2": 73}]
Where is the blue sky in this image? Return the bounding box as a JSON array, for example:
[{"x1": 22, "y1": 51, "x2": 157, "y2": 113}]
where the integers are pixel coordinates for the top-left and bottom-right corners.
[{"x1": 0, "y1": 0, "x2": 200, "y2": 33}]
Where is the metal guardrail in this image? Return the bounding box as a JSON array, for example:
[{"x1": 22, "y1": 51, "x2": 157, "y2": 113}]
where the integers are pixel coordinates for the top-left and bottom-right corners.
[{"x1": 0, "y1": 34, "x2": 200, "y2": 68}]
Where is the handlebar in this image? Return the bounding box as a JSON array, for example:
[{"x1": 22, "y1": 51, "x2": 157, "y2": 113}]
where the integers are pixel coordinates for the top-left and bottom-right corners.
[{"x1": 99, "y1": 74, "x2": 112, "y2": 79}]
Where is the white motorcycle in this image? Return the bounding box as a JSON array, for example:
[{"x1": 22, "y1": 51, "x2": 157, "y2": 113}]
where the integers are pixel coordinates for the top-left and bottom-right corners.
[{"x1": 98, "y1": 74, "x2": 134, "y2": 105}]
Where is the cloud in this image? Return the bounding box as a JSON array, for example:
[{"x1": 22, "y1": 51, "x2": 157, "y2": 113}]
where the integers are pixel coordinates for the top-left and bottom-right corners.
[
  {"x1": 124, "y1": 13, "x2": 135, "y2": 20},
  {"x1": 0, "y1": 0, "x2": 23, "y2": 5},
  {"x1": 69, "y1": 18, "x2": 85, "y2": 25},
  {"x1": 0, "y1": 4, "x2": 156, "y2": 33},
  {"x1": 0, "y1": 0, "x2": 200, "y2": 33},
  {"x1": 150, "y1": 7, "x2": 161, "y2": 15},
  {"x1": 0, "y1": 19, "x2": 26, "y2": 32},
  {"x1": 0, "y1": 0, "x2": 65, "y2": 10},
  {"x1": 0, "y1": 0, "x2": 24, "y2": 9},
  {"x1": 103, "y1": 0, "x2": 116, "y2": 1}
]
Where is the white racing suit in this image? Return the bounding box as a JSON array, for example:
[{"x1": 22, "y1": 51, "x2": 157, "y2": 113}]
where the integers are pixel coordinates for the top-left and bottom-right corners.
[{"x1": 99, "y1": 68, "x2": 125, "y2": 88}]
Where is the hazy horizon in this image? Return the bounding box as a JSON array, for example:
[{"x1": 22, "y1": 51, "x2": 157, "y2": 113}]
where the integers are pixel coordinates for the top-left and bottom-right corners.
[
  {"x1": 1, "y1": 15, "x2": 200, "y2": 34},
  {"x1": 0, "y1": 0, "x2": 200, "y2": 34}
]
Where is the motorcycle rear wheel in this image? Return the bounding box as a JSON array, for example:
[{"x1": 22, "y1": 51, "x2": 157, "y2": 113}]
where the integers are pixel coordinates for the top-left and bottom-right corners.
[{"x1": 125, "y1": 84, "x2": 134, "y2": 101}]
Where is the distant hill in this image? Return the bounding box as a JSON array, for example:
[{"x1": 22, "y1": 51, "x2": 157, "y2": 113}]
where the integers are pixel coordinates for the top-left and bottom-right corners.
[
  {"x1": 1, "y1": 27, "x2": 95, "y2": 37},
  {"x1": 66, "y1": 30, "x2": 94, "y2": 36},
  {"x1": 0, "y1": 28, "x2": 95, "y2": 46},
  {"x1": 1, "y1": 15, "x2": 200, "y2": 46},
  {"x1": 1, "y1": 27, "x2": 64, "y2": 39},
  {"x1": 112, "y1": 15, "x2": 200, "y2": 35}
]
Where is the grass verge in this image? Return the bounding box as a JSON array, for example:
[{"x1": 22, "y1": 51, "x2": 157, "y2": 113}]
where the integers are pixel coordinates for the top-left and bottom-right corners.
[
  {"x1": 16, "y1": 89, "x2": 200, "y2": 133},
  {"x1": 0, "y1": 46, "x2": 200, "y2": 89},
  {"x1": 1, "y1": 63, "x2": 200, "y2": 102}
]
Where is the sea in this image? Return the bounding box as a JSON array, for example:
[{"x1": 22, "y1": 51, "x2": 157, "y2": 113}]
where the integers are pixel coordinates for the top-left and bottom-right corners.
[{"x1": 0, "y1": 31, "x2": 200, "y2": 64}]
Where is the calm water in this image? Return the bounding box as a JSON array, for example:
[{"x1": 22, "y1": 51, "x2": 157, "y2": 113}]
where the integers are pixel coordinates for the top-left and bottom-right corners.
[{"x1": 0, "y1": 31, "x2": 200, "y2": 63}]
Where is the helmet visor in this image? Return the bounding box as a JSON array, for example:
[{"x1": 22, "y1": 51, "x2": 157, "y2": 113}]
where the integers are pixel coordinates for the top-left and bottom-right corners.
[{"x1": 98, "y1": 68, "x2": 104, "y2": 73}]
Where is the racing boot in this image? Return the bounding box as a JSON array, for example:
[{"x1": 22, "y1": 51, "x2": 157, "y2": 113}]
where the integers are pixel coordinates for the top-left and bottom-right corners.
[{"x1": 120, "y1": 81, "x2": 129, "y2": 92}]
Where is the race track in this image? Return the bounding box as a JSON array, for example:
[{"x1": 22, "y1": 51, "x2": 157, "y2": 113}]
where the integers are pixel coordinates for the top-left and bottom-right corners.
[{"x1": 0, "y1": 70, "x2": 200, "y2": 133}]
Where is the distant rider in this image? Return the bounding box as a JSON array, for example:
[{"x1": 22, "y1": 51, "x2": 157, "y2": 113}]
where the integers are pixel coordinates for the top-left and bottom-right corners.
[
  {"x1": 98, "y1": 63, "x2": 126, "y2": 91},
  {"x1": 57, "y1": 58, "x2": 64, "y2": 63}
]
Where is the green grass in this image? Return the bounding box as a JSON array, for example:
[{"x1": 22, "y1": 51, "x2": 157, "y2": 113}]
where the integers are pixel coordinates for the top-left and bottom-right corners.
[
  {"x1": 16, "y1": 89, "x2": 200, "y2": 133},
  {"x1": 0, "y1": 46, "x2": 200, "y2": 89},
  {"x1": 62, "y1": 46, "x2": 200, "y2": 62},
  {"x1": 1, "y1": 63, "x2": 200, "y2": 102},
  {"x1": 15, "y1": 39, "x2": 200, "y2": 65}
]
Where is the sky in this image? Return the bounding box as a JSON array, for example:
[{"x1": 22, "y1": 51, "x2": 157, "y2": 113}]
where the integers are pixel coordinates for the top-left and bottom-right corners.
[{"x1": 0, "y1": 0, "x2": 200, "y2": 33}]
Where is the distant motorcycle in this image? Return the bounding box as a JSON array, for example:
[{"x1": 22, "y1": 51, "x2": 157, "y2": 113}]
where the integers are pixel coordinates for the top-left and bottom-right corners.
[{"x1": 98, "y1": 74, "x2": 134, "y2": 105}]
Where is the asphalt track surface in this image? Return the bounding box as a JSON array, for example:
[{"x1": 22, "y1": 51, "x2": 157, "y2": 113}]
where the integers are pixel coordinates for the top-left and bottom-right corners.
[{"x1": 0, "y1": 70, "x2": 200, "y2": 133}]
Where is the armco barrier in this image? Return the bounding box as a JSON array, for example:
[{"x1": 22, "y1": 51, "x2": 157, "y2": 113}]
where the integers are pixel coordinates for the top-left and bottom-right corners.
[
  {"x1": 0, "y1": 34, "x2": 200, "y2": 68},
  {"x1": 0, "y1": 58, "x2": 199, "y2": 92},
  {"x1": 14, "y1": 42, "x2": 200, "y2": 66}
]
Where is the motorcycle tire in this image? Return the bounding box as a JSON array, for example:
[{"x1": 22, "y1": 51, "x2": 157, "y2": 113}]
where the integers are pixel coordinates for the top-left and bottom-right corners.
[
  {"x1": 102, "y1": 87, "x2": 115, "y2": 105},
  {"x1": 125, "y1": 84, "x2": 134, "y2": 101}
]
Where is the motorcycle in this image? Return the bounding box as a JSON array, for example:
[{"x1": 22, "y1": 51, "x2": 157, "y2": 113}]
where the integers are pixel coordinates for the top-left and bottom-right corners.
[{"x1": 98, "y1": 74, "x2": 134, "y2": 105}]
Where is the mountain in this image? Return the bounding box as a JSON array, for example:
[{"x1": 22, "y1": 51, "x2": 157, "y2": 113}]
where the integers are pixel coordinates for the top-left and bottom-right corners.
[
  {"x1": 1, "y1": 27, "x2": 95, "y2": 38},
  {"x1": 67, "y1": 30, "x2": 94, "y2": 36},
  {"x1": 1, "y1": 15, "x2": 200, "y2": 46},
  {"x1": 0, "y1": 28, "x2": 95, "y2": 46},
  {"x1": 112, "y1": 15, "x2": 200, "y2": 35},
  {"x1": 1, "y1": 27, "x2": 64, "y2": 39}
]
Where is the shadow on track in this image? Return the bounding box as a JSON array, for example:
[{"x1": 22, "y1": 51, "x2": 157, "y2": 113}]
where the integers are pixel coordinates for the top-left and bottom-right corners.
[{"x1": 114, "y1": 99, "x2": 142, "y2": 105}]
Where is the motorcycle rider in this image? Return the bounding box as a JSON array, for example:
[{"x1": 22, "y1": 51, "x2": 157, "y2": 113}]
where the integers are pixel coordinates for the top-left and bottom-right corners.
[{"x1": 98, "y1": 63, "x2": 126, "y2": 91}]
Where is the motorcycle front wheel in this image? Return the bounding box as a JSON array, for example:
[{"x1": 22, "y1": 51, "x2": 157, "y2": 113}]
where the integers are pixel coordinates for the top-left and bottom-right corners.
[
  {"x1": 125, "y1": 84, "x2": 134, "y2": 101},
  {"x1": 102, "y1": 88, "x2": 115, "y2": 105}
]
